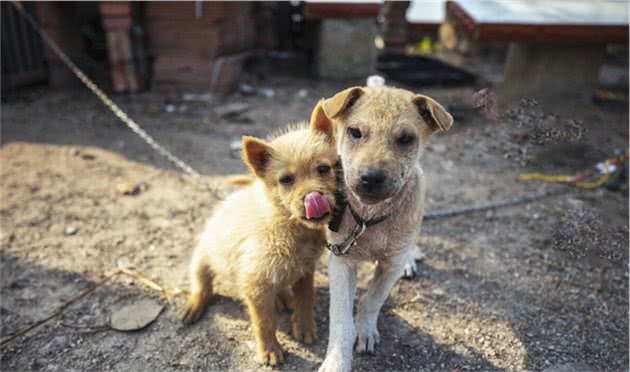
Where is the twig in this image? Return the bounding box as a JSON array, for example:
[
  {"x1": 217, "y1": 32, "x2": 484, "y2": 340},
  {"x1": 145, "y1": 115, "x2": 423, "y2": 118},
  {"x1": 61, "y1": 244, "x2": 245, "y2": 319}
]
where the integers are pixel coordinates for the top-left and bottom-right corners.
[
  {"x1": 0, "y1": 269, "x2": 120, "y2": 347},
  {"x1": 0, "y1": 267, "x2": 189, "y2": 348},
  {"x1": 117, "y1": 268, "x2": 189, "y2": 301}
]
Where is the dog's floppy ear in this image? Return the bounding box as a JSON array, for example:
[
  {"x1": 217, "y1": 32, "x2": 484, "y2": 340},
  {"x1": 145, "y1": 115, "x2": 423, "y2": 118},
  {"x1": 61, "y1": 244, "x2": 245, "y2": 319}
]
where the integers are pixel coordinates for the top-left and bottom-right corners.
[
  {"x1": 310, "y1": 99, "x2": 334, "y2": 139},
  {"x1": 242, "y1": 136, "x2": 273, "y2": 177},
  {"x1": 322, "y1": 87, "x2": 364, "y2": 118},
  {"x1": 413, "y1": 95, "x2": 453, "y2": 132}
]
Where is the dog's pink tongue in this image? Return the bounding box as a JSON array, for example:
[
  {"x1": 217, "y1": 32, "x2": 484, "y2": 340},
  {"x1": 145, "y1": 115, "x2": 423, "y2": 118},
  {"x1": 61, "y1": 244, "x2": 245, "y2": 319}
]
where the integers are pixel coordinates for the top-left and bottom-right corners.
[{"x1": 304, "y1": 192, "x2": 331, "y2": 219}]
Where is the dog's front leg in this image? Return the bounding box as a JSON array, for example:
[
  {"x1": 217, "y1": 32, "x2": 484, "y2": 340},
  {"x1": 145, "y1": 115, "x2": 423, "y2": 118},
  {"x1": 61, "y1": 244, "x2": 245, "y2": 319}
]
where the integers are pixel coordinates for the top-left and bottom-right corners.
[
  {"x1": 355, "y1": 252, "x2": 406, "y2": 353},
  {"x1": 244, "y1": 285, "x2": 284, "y2": 365},
  {"x1": 318, "y1": 254, "x2": 357, "y2": 372}
]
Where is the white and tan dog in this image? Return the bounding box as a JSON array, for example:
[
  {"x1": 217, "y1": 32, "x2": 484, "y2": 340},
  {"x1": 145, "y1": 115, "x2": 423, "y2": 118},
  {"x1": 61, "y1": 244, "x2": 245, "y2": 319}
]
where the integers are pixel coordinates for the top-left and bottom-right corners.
[{"x1": 317, "y1": 84, "x2": 453, "y2": 372}]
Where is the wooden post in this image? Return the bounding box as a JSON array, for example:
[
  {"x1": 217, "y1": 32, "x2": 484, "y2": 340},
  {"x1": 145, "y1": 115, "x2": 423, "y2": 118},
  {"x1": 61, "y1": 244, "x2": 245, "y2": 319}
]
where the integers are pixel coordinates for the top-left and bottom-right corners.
[{"x1": 99, "y1": 2, "x2": 139, "y2": 93}]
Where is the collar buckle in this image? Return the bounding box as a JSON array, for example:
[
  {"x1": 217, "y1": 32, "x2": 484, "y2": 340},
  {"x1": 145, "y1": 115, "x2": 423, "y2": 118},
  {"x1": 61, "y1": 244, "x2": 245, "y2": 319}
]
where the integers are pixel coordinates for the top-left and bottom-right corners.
[{"x1": 327, "y1": 221, "x2": 367, "y2": 256}]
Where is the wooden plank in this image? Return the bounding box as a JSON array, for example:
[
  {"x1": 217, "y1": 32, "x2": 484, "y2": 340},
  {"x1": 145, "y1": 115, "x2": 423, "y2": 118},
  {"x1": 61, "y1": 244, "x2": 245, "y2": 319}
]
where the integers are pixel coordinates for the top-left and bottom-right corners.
[
  {"x1": 144, "y1": 2, "x2": 250, "y2": 22},
  {"x1": 447, "y1": 1, "x2": 629, "y2": 44},
  {"x1": 304, "y1": 2, "x2": 380, "y2": 19}
]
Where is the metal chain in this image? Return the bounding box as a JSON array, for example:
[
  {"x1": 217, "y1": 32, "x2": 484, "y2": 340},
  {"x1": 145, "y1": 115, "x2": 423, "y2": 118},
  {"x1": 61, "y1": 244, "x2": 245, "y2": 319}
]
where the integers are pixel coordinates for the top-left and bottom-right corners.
[
  {"x1": 423, "y1": 186, "x2": 566, "y2": 221},
  {"x1": 13, "y1": 3, "x2": 223, "y2": 200}
]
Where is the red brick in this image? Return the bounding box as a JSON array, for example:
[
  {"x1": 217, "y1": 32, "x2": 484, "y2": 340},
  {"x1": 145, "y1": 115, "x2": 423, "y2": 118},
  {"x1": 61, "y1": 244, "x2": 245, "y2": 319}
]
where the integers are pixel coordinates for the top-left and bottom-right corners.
[
  {"x1": 144, "y1": 2, "x2": 251, "y2": 23},
  {"x1": 154, "y1": 54, "x2": 215, "y2": 74},
  {"x1": 146, "y1": 21, "x2": 221, "y2": 58},
  {"x1": 102, "y1": 17, "x2": 133, "y2": 30},
  {"x1": 209, "y1": 53, "x2": 247, "y2": 94},
  {"x1": 99, "y1": 2, "x2": 132, "y2": 17},
  {"x1": 217, "y1": 15, "x2": 256, "y2": 54},
  {"x1": 152, "y1": 53, "x2": 216, "y2": 91}
]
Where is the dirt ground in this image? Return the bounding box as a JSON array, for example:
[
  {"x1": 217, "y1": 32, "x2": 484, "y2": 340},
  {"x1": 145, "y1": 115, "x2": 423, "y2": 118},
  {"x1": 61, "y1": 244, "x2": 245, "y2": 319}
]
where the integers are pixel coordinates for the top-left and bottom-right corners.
[{"x1": 0, "y1": 77, "x2": 628, "y2": 372}]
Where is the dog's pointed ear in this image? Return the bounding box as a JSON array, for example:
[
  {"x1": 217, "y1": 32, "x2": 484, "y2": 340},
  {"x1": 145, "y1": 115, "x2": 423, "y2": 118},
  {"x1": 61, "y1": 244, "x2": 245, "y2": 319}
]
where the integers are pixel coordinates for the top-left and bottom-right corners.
[
  {"x1": 242, "y1": 136, "x2": 273, "y2": 177},
  {"x1": 413, "y1": 95, "x2": 453, "y2": 133},
  {"x1": 322, "y1": 87, "x2": 364, "y2": 118},
  {"x1": 310, "y1": 99, "x2": 334, "y2": 139}
]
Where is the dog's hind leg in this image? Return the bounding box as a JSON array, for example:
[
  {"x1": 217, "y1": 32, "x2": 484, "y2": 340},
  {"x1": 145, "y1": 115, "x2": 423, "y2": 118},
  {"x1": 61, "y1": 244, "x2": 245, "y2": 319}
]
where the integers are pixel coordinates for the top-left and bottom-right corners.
[
  {"x1": 291, "y1": 271, "x2": 317, "y2": 344},
  {"x1": 180, "y1": 249, "x2": 214, "y2": 324},
  {"x1": 402, "y1": 244, "x2": 425, "y2": 279},
  {"x1": 355, "y1": 252, "x2": 407, "y2": 353},
  {"x1": 276, "y1": 287, "x2": 294, "y2": 312}
]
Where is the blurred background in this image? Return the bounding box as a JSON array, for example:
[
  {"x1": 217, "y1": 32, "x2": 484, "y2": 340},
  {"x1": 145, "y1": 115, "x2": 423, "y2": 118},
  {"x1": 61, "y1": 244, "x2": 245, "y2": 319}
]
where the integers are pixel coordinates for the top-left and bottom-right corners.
[
  {"x1": 2, "y1": 1, "x2": 627, "y2": 99},
  {"x1": 1, "y1": 2, "x2": 629, "y2": 372}
]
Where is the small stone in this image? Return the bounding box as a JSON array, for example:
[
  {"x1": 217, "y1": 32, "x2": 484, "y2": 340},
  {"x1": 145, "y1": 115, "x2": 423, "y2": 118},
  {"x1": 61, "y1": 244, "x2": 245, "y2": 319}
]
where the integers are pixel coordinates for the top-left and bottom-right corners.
[
  {"x1": 44, "y1": 336, "x2": 68, "y2": 354},
  {"x1": 239, "y1": 83, "x2": 256, "y2": 96},
  {"x1": 366, "y1": 75, "x2": 385, "y2": 87},
  {"x1": 259, "y1": 88, "x2": 275, "y2": 98},
  {"x1": 542, "y1": 363, "x2": 593, "y2": 372},
  {"x1": 116, "y1": 256, "x2": 131, "y2": 268},
  {"x1": 431, "y1": 143, "x2": 447, "y2": 153},
  {"x1": 214, "y1": 102, "x2": 249, "y2": 118},
  {"x1": 116, "y1": 181, "x2": 147, "y2": 196},
  {"x1": 181, "y1": 93, "x2": 212, "y2": 102},
  {"x1": 64, "y1": 226, "x2": 78, "y2": 236},
  {"x1": 230, "y1": 140, "x2": 242, "y2": 158},
  {"x1": 110, "y1": 299, "x2": 164, "y2": 332},
  {"x1": 80, "y1": 153, "x2": 96, "y2": 160}
]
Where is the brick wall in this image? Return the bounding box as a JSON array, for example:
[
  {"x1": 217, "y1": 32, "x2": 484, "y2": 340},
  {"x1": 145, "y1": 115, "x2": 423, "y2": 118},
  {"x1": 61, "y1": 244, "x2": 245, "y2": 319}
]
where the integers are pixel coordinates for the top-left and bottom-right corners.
[{"x1": 145, "y1": 2, "x2": 256, "y2": 94}]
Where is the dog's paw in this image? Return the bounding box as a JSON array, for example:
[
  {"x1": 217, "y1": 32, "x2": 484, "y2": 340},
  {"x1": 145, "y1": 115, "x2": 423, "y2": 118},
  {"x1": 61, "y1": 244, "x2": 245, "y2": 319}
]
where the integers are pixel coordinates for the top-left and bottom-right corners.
[
  {"x1": 256, "y1": 340, "x2": 284, "y2": 366},
  {"x1": 402, "y1": 245, "x2": 425, "y2": 279},
  {"x1": 401, "y1": 259, "x2": 417, "y2": 279},
  {"x1": 291, "y1": 316, "x2": 317, "y2": 344},
  {"x1": 179, "y1": 292, "x2": 207, "y2": 324},
  {"x1": 318, "y1": 351, "x2": 350, "y2": 372},
  {"x1": 355, "y1": 318, "x2": 380, "y2": 354}
]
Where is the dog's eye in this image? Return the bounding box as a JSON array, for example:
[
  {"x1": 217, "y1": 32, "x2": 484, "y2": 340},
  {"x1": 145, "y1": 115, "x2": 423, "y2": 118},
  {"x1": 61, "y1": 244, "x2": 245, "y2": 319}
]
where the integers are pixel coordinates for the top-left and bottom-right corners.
[
  {"x1": 347, "y1": 127, "x2": 362, "y2": 139},
  {"x1": 279, "y1": 175, "x2": 294, "y2": 185},
  {"x1": 396, "y1": 133, "x2": 415, "y2": 146},
  {"x1": 317, "y1": 165, "x2": 331, "y2": 175}
]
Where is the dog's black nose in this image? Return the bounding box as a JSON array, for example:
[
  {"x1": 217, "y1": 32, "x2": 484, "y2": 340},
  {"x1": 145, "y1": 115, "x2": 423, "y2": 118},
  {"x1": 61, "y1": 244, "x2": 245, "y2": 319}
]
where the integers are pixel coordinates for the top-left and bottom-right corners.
[{"x1": 360, "y1": 169, "x2": 387, "y2": 190}]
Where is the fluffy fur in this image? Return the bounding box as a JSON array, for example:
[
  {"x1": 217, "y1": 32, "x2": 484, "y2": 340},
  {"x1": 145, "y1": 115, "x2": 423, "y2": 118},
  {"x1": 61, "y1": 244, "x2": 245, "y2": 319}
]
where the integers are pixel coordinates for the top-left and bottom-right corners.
[
  {"x1": 317, "y1": 86, "x2": 453, "y2": 372},
  {"x1": 180, "y1": 102, "x2": 339, "y2": 366}
]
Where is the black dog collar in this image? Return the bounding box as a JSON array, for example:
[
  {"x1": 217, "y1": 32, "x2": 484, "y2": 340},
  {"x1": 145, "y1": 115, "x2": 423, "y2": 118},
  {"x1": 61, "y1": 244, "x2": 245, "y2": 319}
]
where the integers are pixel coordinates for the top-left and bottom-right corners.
[{"x1": 327, "y1": 160, "x2": 389, "y2": 256}]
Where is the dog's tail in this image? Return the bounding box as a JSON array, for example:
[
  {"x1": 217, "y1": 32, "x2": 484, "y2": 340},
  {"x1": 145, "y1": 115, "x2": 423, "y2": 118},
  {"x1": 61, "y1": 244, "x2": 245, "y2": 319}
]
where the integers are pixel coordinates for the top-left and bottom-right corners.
[{"x1": 225, "y1": 175, "x2": 255, "y2": 186}]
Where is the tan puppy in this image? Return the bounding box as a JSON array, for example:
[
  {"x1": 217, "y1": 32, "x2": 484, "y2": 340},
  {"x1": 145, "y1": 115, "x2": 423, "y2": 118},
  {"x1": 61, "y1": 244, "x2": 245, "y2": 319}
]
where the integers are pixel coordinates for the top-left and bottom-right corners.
[
  {"x1": 317, "y1": 86, "x2": 453, "y2": 372},
  {"x1": 180, "y1": 103, "x2": 339, "y2": 365}
]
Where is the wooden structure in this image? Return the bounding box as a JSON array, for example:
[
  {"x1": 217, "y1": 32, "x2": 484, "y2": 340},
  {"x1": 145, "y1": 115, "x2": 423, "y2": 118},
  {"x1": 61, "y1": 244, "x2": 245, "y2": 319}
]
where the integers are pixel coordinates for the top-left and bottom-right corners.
[
  {"x1": 1, "y1": 2, "x2": 48, "y2": 95},
  {"x1": 445, "y1": 0, "x2": 629, "y2": 99},
  {"x1": 143, "y1": 2, "x2": 257, "y2": 93},
  {"x1": 303, "y1": 1, "x2": 380, "y2": 19},
  {"x1": 445, "y1": 1, "x2": 628, "y2": 44},
  {"x1": 6, "y1": 1, "x2": 265, "y2": 94}
]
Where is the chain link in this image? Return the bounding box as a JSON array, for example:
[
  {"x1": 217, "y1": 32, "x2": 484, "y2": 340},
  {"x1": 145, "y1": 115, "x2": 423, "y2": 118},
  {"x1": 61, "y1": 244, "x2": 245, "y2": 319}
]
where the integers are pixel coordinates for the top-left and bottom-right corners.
[{"x1": 423, "y1": 186, "x2": 566, "y2": 221}]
